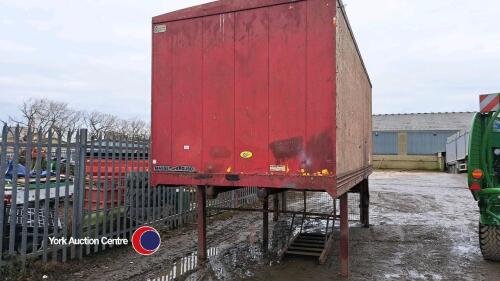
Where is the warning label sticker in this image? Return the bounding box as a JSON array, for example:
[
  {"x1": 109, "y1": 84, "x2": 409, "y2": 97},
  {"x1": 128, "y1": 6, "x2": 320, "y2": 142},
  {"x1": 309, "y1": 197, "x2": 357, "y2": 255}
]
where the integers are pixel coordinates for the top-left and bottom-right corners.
[
  {"x1": 269, "y1": 165, "x2": 286, "y2": 172},
  {"x1": 153, "y1": 25, "x2": 166, "y2": 33}
]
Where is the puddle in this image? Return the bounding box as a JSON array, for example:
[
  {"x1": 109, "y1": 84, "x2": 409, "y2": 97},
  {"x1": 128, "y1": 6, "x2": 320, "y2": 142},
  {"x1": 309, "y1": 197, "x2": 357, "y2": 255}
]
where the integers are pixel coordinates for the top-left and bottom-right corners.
[
  {"x1": 147, "y1": 214, "x2": 340, "y2": 281},
  {"x1": 146, "y1": 248, "x2": 218, "y2": 281},
  {"x1": 147, "y1": 244, "x2": 268, "y2": 281},
  {"x1": 148, "y1": 215, "x2": 322, "y2": 281}
]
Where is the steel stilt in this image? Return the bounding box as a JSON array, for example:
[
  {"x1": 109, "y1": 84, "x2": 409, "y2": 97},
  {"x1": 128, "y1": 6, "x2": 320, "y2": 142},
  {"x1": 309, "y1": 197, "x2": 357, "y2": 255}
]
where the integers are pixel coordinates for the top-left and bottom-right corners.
[
  {"x1": 196, "y1": 186, "x2": 207, "y2": 262},
  {"x1": 263, "y1": 197, "x2": 269, "y2": 251},
  {"x1": 340, "y1": 193, "x2": 349, "y2": 277},
  {"x1": 273, "y1": 194, "x2": 280, "y2": 221},
  {"x1": 360, "y1": 179, "x2": 370, "y2": 227}
]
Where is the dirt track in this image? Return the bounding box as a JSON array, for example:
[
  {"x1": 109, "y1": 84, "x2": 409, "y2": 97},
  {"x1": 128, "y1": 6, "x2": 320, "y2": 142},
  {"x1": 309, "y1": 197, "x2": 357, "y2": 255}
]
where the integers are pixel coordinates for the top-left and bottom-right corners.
[{"x1": 33, "y1": 171, "x2": 500, "y2": 281}]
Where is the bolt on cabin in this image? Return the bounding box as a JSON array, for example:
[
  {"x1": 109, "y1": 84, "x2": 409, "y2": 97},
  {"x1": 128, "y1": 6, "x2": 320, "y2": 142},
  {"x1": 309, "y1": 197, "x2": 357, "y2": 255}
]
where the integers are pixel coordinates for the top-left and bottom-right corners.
[{"x1": 150, "y1": 0, "x2": 372, "y2": 276}]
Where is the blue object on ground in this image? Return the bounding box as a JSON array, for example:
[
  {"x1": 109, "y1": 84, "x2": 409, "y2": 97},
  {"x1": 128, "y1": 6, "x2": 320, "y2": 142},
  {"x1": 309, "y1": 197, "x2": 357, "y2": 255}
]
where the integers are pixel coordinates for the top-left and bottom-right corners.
[{"x1": 4, "y1": 160, "x2": 27, "y2": 179}]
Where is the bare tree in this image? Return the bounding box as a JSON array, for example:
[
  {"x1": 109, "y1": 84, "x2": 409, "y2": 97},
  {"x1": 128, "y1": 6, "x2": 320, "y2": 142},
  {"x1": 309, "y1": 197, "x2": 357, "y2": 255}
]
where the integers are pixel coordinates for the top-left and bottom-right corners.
[
  {"x1": 4, "y1": 98, "x2": 149, "y2": 141},
  {"x1": 39, "y1": 99, "x2": 72, "y2": 134},
  {"x1": 84, "y1": 111, "x2": 118, "y2": 140},
  {"x1": 106, "y1": 118, "x2": 150, "y2": 139},
  {"x1": 123, "y1": 118, "x2": 149, "y2": 138},
  {"x1": 8, "y1": 98, "x2": 45, "y2": 129},
  {"x1": 65, "y1": 110, "x2": 84, "y2": 136},
  {"x1": 144, "y1": 121, "x2": 151, "y2": 138}
]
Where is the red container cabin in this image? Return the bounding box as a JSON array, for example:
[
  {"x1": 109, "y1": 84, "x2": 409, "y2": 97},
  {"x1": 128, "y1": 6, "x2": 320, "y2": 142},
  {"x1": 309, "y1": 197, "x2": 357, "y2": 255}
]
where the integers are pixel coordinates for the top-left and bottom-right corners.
[
  {"x1": 151, "y1": 0, "x2": 372, "y2": 198},
  {"x1": 151, "y1": 0, "x2": 372, "y2": 274}
]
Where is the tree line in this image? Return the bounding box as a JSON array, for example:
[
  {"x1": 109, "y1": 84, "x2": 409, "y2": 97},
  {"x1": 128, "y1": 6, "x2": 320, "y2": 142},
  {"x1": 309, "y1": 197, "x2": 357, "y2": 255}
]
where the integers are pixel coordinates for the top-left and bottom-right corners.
[{"x1": 1, "y1": 98, "x2": 150, "y2": 140}]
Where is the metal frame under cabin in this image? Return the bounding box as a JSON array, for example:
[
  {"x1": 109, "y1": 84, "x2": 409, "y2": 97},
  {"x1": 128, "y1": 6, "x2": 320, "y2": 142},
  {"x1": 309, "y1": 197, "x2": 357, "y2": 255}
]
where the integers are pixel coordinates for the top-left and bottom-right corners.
[{"x1": 195, "y1": 178, "x2": 370, "y2": 276}]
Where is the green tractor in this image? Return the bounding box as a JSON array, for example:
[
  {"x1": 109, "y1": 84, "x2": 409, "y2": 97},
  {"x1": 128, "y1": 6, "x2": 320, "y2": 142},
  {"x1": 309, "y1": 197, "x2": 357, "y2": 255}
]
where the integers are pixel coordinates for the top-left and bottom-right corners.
[{"x1": 468, "y1": 93, "x2": 500, "y2": 261}]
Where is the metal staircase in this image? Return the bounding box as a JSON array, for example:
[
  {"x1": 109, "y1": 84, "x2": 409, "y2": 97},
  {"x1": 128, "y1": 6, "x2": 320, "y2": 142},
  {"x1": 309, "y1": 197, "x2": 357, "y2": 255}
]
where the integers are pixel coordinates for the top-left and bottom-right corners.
[{"x1": 279, "y1": 209, "x2": 336, "y2": 264}]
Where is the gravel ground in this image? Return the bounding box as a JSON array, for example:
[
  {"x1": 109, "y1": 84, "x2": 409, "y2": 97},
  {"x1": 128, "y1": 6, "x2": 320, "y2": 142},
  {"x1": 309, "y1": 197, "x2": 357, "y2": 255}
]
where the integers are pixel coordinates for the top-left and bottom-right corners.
[
  {"x1": 26, "y1": 171, "x2": 500, "y2": 281},
  {"x1": 248, "y1": 171, "x2": 500, "y2": 281}
]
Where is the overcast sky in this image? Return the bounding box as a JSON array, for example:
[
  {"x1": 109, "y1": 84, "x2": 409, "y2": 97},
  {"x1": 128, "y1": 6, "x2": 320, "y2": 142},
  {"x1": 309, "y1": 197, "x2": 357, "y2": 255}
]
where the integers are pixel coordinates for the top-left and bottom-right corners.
[{"x1": 1, "y1": 0, "x2": 499, "y2": 122}]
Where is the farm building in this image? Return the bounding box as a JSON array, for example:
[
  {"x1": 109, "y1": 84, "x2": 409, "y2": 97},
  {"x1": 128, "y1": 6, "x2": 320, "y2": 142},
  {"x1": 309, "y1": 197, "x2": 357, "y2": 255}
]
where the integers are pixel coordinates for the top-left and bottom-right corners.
[{"x1": 373, "y1": 112, "x2": 475, "y2": 170}]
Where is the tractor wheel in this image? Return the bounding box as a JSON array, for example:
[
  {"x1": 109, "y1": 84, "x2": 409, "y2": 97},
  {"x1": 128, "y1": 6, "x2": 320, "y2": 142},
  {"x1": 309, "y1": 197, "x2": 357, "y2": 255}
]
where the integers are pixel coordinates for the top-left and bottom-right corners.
[{"x1": 479, "y1": 223, "x2": 500, "y2": 261}]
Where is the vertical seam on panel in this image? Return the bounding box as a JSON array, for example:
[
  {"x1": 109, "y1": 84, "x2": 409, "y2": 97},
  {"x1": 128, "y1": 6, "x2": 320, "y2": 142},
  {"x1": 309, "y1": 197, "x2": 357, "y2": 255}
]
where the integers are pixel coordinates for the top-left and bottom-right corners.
[
  {"x1": 201, "y1": 18, "x2": 205, "y2": 172},
  {"x1": 151, "y1": 29, "x2": 154, "y2": 162},
  {"x1": 151, "y1": 29, "x2": 155, "y2": 163},
  {"x1": 267, "y1": 8, "x2": 271, "y2": 169},
  {"x1": 333, "y1": 1, "x2": 338, "y2": 172},
  {"x1": 233, "y1": 12, "x2": 237, "y2": 172},
  {"x1": 305, "y1": 1, "x2": 308, "y2": 169},
  {"x1": 170, "y1": 25, "x2": 174, "y2": 163}
]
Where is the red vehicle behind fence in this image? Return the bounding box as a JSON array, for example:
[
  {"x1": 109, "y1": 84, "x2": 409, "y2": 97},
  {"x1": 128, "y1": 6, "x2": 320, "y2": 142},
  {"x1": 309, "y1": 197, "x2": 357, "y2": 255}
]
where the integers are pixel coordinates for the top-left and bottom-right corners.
[{"x1": 84, "y1": 153, "x2": 148, "y2": 211}]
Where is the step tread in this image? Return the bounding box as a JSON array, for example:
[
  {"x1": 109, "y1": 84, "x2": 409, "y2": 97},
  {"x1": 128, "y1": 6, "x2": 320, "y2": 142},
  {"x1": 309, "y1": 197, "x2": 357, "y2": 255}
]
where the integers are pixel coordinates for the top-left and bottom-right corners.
[
  {"x1": 291, "y1": 242, "x2": 325, "y2": 248},
  {"x1": 294, "y1": 239, "x2": 325, "y2": 244},
  {"x1": 286, "y1": 250, "x2": 322, "y2": 257},
  {"x1": 288, "y1": 246, "x2": 324, "y2": 252},
  {"x1": 300, "y1": 233, "x2": 327, "y2": 237},
  {"x1": 298, "y1": 235, "x2": 327, "y2": 240}
]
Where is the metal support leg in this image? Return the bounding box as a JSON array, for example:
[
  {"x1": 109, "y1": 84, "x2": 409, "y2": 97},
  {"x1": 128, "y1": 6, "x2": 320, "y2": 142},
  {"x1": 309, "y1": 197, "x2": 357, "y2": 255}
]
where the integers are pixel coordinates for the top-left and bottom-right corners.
[
  {"x1": 196, "y1": 186, "x2": 207, "y2": 262},
  {"x1": 360, "y1": 179, "x2": 370, "y2": 228},
  {"x1": 262, "y1": 197, "x2": 269, "y2": 251},
  {"x1": 340, "y1": 193, "x2": 349, "y2": 277},
  {"x1": 281, "y1": 192, "x2": 287, "y2": 212},
  {"x1": 273, "y1": 194, "x2": 280, "y2": 222}
]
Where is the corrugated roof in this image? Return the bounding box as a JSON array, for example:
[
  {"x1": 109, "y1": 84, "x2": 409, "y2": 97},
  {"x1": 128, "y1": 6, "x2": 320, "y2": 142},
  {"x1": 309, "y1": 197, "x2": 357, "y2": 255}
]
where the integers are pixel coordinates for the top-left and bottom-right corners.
[{"x1": 373, "y1": 112, "x2": 476, "y2": 132}]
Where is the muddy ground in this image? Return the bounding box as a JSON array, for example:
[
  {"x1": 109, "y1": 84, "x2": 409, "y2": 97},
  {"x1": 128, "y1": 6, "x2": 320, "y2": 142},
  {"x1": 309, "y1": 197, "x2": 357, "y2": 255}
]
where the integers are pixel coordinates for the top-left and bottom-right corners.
[{"x1": 21, "y1": 171, "x2": 500, "y2": 280}]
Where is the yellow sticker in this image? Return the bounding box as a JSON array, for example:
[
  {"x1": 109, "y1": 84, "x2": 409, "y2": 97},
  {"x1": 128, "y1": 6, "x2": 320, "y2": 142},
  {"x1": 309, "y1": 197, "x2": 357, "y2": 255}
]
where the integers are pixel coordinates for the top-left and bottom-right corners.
[{"x1": 240, "y1": 151, "x2": 253, "y2": 159}]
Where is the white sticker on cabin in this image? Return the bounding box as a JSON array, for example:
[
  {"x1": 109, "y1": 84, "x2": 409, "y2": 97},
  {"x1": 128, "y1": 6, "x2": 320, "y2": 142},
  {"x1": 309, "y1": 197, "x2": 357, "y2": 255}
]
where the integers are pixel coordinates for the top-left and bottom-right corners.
[
  {"x1": 270, "y1": 165, "x2": 286, "y2": 172},
  {"x1": 154, "y1": 25, "x2": 166, "y2": 33},
  {"x1": 183, "y1": 145, "x2": 190, "y2": 150}
]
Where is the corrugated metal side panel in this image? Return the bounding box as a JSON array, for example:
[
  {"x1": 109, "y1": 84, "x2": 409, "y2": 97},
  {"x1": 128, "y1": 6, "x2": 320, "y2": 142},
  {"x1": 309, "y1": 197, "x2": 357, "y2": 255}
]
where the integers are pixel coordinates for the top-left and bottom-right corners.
[
  {"x1": 456, "y1": 131, "x2": 468, "y2": 160},
  {"x1": 446, "y1": 140, "x2": 457, "y2": 163},
  {"x1": 408, "y1": 131, "x2": 455, "y2": 155},
  {"x1": 446, "y1": 130, "x2": 469, "y2": 163},
  {"x1": 335, "y1": 0, "x2": 372, "y2": 175},
  {"x1": 446, "y1": 131, "x2": 459, "y2": 163},
  {"x1": 373, "y1": 132, "x2": 398, "y2": 155},
  {"x1": 465, "y1": 131, "x2": 469, "y2": 157}
]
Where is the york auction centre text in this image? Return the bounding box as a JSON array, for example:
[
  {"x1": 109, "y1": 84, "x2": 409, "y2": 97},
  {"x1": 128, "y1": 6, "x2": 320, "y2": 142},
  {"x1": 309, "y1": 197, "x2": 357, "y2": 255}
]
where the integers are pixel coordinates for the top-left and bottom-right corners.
[{"x1": 49, "y1": 237, "x2": 129, "y2": 246}]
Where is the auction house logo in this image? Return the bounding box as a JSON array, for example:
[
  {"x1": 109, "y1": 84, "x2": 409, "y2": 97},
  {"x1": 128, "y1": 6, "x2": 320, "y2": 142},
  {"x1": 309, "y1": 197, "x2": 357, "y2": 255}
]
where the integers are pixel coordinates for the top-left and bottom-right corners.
[{"x1": 131, "y1": 226, "x2": 161, "y2": 255}]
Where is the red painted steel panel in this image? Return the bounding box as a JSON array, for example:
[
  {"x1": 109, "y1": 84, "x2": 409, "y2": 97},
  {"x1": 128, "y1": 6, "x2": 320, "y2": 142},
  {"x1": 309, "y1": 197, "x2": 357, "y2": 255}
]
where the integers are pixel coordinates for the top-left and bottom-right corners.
[
  {"x1": 202, "y1": 14, "x2": 236, "y2": 173},
  {"x1": 150, "y1": 0, "x2": 371, "y2": 196},
  {"x1": 170, "y1": 19, "x2": 203, "y2": 169},
  {"x1": 305, "y1": 0, "x2": 336, "y2": 175},
  {"x1": 234, "y1": 9, "x2": 270, "y2": 173},
  {"x1": 268, "y1": 2, "x2": 307, "y2": 175},
  {"x1": 151, "y1": 25, "x2": 172, "y2": 166}
]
